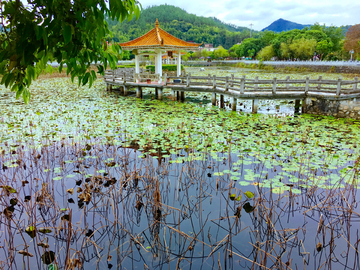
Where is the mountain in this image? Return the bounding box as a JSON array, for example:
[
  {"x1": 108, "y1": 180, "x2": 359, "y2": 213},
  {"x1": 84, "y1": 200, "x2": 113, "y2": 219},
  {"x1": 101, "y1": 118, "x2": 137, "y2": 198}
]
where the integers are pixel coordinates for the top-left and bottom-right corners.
[
  {"x1": 107, "y1": 4, "x2": 251, "y2": 49},
  {"x1": 262, "y1": 18, "x2": 311, "y2": 32}
]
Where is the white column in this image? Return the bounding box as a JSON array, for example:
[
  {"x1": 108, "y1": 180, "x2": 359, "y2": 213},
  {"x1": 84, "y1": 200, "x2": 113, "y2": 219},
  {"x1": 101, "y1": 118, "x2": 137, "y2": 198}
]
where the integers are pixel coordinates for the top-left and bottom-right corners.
[
  {"x1": 177, "y1": 50, "x2": 181, "y2": 77},
  {"x1": 157, "y1": 50, "x2": 162, "y2": 80},
  {"x1": 135, "y1": 54, "x2": 140, "y2": 82}
]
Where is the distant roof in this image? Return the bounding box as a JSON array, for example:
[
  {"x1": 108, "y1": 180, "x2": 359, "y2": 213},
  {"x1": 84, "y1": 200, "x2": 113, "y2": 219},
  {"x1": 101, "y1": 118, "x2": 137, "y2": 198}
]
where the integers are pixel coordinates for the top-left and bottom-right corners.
[{"x1": 119, "y1": 19, "x2": 202, "y2": 50}]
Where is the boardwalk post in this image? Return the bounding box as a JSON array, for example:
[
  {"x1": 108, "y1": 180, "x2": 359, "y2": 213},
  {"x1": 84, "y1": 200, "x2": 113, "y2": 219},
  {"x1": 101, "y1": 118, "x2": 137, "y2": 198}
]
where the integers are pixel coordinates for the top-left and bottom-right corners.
[
  {"x1": 208, "y1": 74, "x2": 211, "y2": 86},
  {"x1": 186, "y1": 73, "x2": 191, "y2": 87},
  {"x1": 294, "y1": 100, "x2": 301, "y2": 113},
  {"x1": 212, "y1": 93, "x2": 216, "y2": 106},
  {"x1": 231, "y1": 97, "x2": 237, "y2": 111},
  {"x1": 286, "y1": 76, "x2": 290, "y2": 91},
  {"x1": 254, "y1": 76, "x2": 258, "y2": 91},
  {"x1": 240, "y1": 76, "x2": 245, "y2": 94},
  {"x1": 336, "y1": 78, "x2": 342, "y2": 96},
  {"x1": 164, "y1": 74, "x2": 167, "y2": 86},
  {"x1": 305, "y1": 77, "x2": 309, "y2": 94},
  {"x1": 180, "y1": 91, "x2": 185, "y2": 102},
  {"x1": 171, "y1": 90, "x2": 176, "y2": 101},
  {"x1": 317, "y1": 76, "x2": 322, "y2": 91},
  {"x1": 225, "y1": 76, "x2": 229, "y2": 91},
  {"x1": 230, "y1": 74, "x2": 234, "y2": 87},
  {"x1": 155, "y1": 88, "x2": 158, "y2": 99},
  {"x1": 213, "y1": 75, "x2": 217, "y2": 89},
  {"x1": 123, "y1": 85, "x2": 128, "y2": 96},
  {"x1": 302, "y1": 77, "x2": 310, "y2": 113},
  {"x1": 252, "y1": 99, "x2": 259, "y2": 114},
  {"x1": 177, "y1": 91, "x2": 180, "y2": 101},
  {"x1": 136, "y1": 86, "x2": 142, "y2": 99},
  {"x1": 220, "y1": 95, "x2": 224, "y2": 109},
  {"x1": 354, "y1": 77, "x2": 359, "y2": 91},
  {"x1": 158, "y1": 88, "x2": 163, "y2": 100},
  {"x1": 272, "y1": 78, "x2": 277, "y2": 95}
]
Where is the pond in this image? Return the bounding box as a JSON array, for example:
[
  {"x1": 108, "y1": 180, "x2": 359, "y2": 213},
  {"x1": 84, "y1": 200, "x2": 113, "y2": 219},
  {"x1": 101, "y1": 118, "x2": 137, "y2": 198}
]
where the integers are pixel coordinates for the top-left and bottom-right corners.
[{"x1": 0, "y1": 69, "x2": 360, "y2": 270}]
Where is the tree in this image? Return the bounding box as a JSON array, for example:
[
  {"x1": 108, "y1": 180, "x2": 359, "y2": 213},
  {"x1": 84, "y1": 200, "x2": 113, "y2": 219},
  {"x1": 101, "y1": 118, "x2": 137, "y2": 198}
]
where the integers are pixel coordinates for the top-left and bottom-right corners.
[
  {"x1": 316, "y1": 40, "x2": 334, "y2": 60},
  {"x1": 289, "y1": 38, "x2": 317, "y2": 60},
  {"x1": 201, "y1": 49, "x2": 211, "y2": 58},
  {"x1": 237, "y1": 38, "x2": 264, "y2": 58},
  {"x1": 214, "y1": 46, "x2": 229, "y2": 59},
  {"x1": 0, "y1": 0, "x2": 141, "y2": 103},
  {"x1": 344, "y1": 24, "x2": 360, "y2": 59},
  {"x1": 257, "y1": 45, "x2": 275, "y2": 60}
]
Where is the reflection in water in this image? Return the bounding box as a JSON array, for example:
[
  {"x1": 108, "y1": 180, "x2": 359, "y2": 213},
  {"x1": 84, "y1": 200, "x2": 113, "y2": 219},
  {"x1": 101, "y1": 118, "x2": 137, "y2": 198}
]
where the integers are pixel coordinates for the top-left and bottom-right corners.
[{"x1": 0, "y1": 139, "x2": 359, "y2": 270}]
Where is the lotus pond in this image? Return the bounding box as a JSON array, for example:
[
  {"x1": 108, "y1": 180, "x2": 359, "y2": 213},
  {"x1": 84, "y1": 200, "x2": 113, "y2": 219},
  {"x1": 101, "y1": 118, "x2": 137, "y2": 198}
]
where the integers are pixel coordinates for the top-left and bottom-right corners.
[{"x1": 0, "y1": 68, "x2": 360, "y2": 270}]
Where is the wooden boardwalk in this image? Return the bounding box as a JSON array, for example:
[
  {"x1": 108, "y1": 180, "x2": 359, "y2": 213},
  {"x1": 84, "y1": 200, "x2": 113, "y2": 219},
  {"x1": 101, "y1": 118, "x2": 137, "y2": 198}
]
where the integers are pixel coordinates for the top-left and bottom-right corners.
[{"x1": 104, "y1": 69, "x2": 360, "y2": 113}]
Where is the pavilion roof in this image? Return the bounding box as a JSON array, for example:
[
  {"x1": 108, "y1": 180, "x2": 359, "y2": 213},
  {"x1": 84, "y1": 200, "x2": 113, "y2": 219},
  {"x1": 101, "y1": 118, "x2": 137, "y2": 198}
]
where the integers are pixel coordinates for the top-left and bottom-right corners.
[{"x1": 119, "y1": 19, "x2": 201, "y2": 51}]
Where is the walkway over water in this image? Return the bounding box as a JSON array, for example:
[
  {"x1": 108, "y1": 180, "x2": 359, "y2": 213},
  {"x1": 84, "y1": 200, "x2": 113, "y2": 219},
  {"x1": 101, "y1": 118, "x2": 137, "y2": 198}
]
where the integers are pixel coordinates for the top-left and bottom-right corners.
[{"x1": 104, "y1": 69, "x2": 360, "y2": 114}]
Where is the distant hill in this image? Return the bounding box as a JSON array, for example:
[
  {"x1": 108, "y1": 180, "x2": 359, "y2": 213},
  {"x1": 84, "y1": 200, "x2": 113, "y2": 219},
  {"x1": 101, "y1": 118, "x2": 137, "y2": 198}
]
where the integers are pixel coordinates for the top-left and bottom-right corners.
[
  {"x1": 262, "y1": 18, "x2": 311, "y2": 32},
  {"x1": 107, "y1": 4, "x2": 250, "y2": 49}
]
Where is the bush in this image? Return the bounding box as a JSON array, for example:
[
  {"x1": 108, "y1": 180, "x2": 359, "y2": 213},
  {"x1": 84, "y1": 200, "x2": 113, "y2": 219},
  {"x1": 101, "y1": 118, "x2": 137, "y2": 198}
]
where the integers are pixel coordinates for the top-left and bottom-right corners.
[
  {"x1": 258, "y1": 60, "x2": 265, "y2": 69},
  {"x1": 117, "y1": 64, "x2": 135, "y2": 68},
  {"x1": 145, "y1": 64, "x2": 184, "y2": 72}
]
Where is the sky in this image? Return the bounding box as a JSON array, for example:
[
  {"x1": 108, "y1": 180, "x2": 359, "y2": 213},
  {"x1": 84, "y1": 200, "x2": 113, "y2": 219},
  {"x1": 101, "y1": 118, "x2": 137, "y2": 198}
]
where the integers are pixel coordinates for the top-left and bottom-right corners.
[{"x1": 138, "y1": 0, "x2": 360, "y2": 31}]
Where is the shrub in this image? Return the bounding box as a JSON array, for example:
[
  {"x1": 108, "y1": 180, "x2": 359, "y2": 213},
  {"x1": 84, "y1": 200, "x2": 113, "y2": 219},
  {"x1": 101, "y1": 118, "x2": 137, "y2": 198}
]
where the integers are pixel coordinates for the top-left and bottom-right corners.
[
  {"x1": 145, "y1": 64, "x2": 184, "y2": 73},
  {"x1": 258, "y1": 60, "x2": 265, "y2": 69},
  {"x1": 117, "y1": 64, "x2": 135, "y2": 68}
]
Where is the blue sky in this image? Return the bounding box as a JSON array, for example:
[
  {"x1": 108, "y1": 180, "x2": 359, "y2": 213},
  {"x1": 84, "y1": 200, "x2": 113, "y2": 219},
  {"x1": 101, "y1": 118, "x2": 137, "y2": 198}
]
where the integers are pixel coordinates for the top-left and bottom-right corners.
[{"x1": 138, "y1": 0, "x2": 359, "y2": 30}]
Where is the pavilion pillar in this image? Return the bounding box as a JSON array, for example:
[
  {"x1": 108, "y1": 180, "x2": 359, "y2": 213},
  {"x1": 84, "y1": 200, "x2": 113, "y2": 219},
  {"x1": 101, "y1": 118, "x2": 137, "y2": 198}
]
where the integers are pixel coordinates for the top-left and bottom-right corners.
[
  {"x1": 157, "y1": 50, "x2": 162, "y2": 82},
  {"x1": 135, "y1": 54, "x2": 140, "y2": 81},
  {"x1": 177, "y1": 50, "x2": 181, "y2": 77}
]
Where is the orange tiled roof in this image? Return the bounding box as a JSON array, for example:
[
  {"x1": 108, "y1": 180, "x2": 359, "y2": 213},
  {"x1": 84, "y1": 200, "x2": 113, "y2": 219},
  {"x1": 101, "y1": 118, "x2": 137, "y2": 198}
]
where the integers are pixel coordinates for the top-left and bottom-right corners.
[{"x1": 119, "y1": 19, "x2": 201, "y2": 50}]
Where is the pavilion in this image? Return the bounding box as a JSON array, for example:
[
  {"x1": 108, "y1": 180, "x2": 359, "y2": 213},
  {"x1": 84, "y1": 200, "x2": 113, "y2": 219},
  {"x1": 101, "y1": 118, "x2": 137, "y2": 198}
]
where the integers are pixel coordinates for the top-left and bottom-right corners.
[{"x1": 119, "y1": 19, "x2": 201, "y2": 80}]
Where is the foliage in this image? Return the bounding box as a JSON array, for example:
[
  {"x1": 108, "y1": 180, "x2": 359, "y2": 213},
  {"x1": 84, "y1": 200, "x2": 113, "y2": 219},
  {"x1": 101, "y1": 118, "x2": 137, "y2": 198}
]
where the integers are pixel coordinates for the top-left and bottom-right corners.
[
  {"x1": 145, "y1": 64, "x2": 184, "y2": 72},
  {"x1": 201, "y1": 49, "x2": 212, "y2": 58},
  {"x1": 257, "y1": 45, "x2": 275, "y2": 60},
  {"x1": 316, "y1": 40, "x2": 334, "y2": 60},
  {"x1": 213, "y1": 46, "x2": 229, "y2": 59},
  {"x1": 117, "y1": 64, "x2": 135, "y2": 68},
  {"x1": 289, "y1": 38, "x2": 317, "y2": 60},
  {"x1": 0, "y1": 0, "x2": 140, "y2": 103},
  {"x1": 235, "y1": 38, "x2": 264, "y2": 58},
  {"x1": 344, "y1": 24, "x2": 360, "y2": 59}
]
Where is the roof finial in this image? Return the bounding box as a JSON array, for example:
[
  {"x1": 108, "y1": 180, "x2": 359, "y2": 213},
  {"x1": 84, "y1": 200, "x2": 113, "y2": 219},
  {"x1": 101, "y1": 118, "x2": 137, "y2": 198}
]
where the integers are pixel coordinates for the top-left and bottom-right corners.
[{"x1": 155, "y1": 18, "x2": 159, "y2": 28}]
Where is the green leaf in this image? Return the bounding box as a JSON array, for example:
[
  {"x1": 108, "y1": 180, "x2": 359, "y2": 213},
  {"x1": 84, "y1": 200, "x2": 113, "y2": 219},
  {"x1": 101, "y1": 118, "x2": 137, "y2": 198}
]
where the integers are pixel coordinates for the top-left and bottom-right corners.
[
  {"x1": 25, "y1": 226, "x2": 36, "y2": 238},
  {"x1": 63, "y1": 24, "x2": 72, "y2": 44},
  {"x1": 0, "y1": 185, "x2": 17, "y2": 193},
  {"x1": 49, "y1": 264, "x2": 58, "y2": 270},
  {"x1": 244, "y1": 191, "x2": 254, "y2": 199}
]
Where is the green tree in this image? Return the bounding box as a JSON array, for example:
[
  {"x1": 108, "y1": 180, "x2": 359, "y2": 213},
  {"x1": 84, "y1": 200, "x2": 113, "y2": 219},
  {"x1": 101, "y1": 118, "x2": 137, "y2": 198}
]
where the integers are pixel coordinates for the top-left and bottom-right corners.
[
  {"x1": 237, "y1": 38, "x2": 264, "y2": 58},
  {"x1": 214, "y1": 46, "x2": 229, "y2": 59},
  {"x1": 229, "y1": 44, "x2": 241, "y2": 58},
  {"x1": 280, "y1": 42, "x2": 292, "y2": 59},
  {"x1": 201, "y1": 49, "x2": 211, "y2": 58},
  {"x1": 289, "y1": 38, "x2": 317, "y2": 60},
  {"x1": 316, "y1": 40, "x2": 334, "y2": 60},
  {"x1": 0, "y1": 0, "x2": 140, "y2": 103},
  {"x1": 257, "y1": 45, "x2": 275, "y2": 60}
]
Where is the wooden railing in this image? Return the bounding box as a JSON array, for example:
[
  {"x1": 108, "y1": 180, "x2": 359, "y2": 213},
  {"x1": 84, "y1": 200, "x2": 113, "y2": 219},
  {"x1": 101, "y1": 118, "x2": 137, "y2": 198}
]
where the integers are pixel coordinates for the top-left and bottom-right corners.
[
  {"x1": 104, "y1": 71, "x2": 360, "y2": 98},
  {"x1": 164, "y1": 74, "x2": 360, "y2": 97}
]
